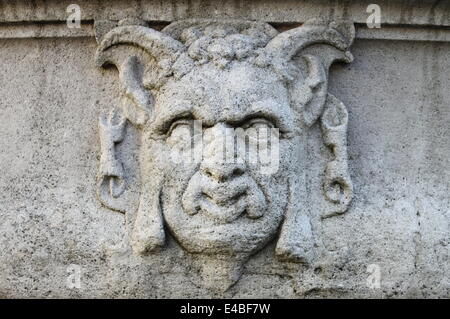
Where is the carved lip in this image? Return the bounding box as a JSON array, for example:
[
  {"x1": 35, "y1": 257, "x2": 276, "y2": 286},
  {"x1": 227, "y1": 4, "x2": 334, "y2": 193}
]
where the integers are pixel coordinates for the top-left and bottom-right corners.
[
  {"x1": 201, "y1": 187, "x2": 246, "y2": 206},
  {"x1": 199, "y1": 192, "x2": 248, "y2": 224}
]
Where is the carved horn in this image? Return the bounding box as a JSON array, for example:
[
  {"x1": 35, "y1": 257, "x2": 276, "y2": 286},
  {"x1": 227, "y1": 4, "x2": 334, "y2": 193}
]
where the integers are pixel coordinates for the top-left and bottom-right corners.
[
  {"x1": 265, "y1": 19, "x2": 354, "y2": 126},
  {"x1": 96, "y1": 25, "x2": 184, "y2": 70},
  {"x1": 95, "y1": 24, "x2": 186, "y2": 126},
  {"x1": 265, "y1": 19, "x2": 354, "y2": 71}
]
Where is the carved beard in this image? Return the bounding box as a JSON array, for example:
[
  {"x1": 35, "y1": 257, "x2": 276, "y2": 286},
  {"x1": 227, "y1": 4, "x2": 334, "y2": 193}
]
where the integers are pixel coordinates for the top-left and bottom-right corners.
[
  {"x1": 130, "y1": 134, "x2": 287, "y2": 256},
  {"x1": 160, "y1": 168, "x2": 288, "y2": 256},
  {"x1": 181, "y1": 170, "x2": 268, "y2": 224},
  {"x1": 131, "y1": 134, "x2": 292, "y2": 290}
]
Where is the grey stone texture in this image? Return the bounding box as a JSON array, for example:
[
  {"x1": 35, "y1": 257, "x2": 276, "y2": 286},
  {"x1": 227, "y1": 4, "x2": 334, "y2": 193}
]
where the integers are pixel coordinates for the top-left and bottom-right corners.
[
  {"x1": 0, "y1": 0, "x2": 449, "y2": 298},
  {"x1": 94, "y1": 17, "x2": 355, "y2": 291}
]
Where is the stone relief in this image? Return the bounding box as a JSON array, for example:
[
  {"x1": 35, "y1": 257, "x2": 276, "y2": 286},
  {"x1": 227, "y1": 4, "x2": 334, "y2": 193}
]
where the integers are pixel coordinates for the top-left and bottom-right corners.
[{"x1": 95, "y1": 18, "x2": 354, "y2": 289}]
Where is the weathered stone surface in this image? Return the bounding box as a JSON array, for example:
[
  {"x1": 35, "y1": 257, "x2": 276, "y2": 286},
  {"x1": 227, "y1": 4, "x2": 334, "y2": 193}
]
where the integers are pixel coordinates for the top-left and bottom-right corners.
[
  {"x1": 1, "y1": 0, "x2": 449, "y2": 27},
  {"x1": 92, "y1": 18, "x2": 355, "y2": 291},
  {"x1": 0, "y1": 1, "x2": 449, "y2": 298}
]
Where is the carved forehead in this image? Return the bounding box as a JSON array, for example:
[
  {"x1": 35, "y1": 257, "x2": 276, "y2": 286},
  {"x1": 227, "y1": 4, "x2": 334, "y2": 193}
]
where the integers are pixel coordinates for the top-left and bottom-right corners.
[{"x1": 152, "y1": 62, "x2": 293, "y2": 130}]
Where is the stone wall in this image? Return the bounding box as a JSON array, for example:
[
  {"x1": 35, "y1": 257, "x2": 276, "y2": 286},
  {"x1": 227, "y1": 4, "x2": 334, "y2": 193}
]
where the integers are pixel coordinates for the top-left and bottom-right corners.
[{"x1": 0, "y1": 0, "x2": 448, "y2": 298}]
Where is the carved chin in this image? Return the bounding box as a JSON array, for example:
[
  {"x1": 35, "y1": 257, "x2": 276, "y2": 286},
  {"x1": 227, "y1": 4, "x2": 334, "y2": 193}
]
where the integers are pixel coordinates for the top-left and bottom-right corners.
[
  {"x1": 167, "y1": 218, "x2": 284, "y2": 256},
  {"x1": 163, "y1": 174, "x2": 288, "y2": 256}
]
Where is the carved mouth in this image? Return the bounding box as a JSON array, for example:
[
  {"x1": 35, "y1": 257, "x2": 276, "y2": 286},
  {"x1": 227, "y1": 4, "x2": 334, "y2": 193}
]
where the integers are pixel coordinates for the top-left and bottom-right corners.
[
  {"x1": 201, "y1": 189, "x2": 246, "y2": 206},
  {"x1": 199, "y1": 192, "x2": 248, "y2": 224},
  {"x1": 182, "y1": 171, "x2": 268, "y2": 222}
]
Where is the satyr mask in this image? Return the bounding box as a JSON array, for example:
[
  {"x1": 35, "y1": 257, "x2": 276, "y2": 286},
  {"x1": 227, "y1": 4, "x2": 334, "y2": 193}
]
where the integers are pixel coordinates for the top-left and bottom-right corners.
[{"x1": 95, "y1": 18, "x2": 354, "y2": 289}]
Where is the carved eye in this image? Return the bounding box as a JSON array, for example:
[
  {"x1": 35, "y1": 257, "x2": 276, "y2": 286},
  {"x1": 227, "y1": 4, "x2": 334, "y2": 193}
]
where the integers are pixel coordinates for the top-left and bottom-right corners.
[
  {"x1": 242, "y1": 118, "x2": 275, "y2": 130},
  {"x1": 237, "y1": 118, "x2": 279, "y2": 146},
  {"x1": 166, "y1": 119, "x2": 201, "y2": 152},
  {"x1": 167, "y1": 119, "x2": 193, "y2": 136}
]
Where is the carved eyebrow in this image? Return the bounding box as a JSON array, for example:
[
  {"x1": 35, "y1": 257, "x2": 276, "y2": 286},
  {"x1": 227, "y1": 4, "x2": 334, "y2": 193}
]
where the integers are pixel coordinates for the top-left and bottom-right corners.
[
  {"x1": 229, "y1": 112, "x2": 279, "y2": 129},
  {"x1": 235, "y1": 101, "x2": 293, "y2": 133},
  {"x1": 154, "y1": 111, "x2": 196, "y2": 134}
]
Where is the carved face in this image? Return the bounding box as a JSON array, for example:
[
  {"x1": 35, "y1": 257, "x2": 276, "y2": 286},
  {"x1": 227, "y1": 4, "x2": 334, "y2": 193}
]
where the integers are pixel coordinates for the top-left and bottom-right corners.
[
  {"x1": 144, "y1": 62, "x2": 295, "y2": 256},
  {"x1": 96, "y1": 19, "x2": 354, "y2": 279}
]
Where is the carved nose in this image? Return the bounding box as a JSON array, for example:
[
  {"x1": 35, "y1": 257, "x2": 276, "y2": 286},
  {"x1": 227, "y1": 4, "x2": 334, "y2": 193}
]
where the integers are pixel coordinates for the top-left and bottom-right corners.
[
  {"x1": 201, "y1": 161, "x2": 245, "y2": 182},
  {"x1": 200, "y1": 122, "x2": 247, "y2": 182}
]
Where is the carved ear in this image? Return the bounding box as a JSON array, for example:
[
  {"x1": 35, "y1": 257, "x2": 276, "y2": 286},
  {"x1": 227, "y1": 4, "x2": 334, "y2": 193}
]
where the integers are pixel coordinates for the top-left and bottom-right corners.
[
  {"x1": 95, "y1": 21, "x2": 185, "y2": 214},
  {"x1": 270, "y1": 20, "x2": 354, "y2": 259},
  {"x1": 95, "y1": 22, "x2": 186, "y2": 126},
  {"x1": 265, "y1": 19, "x2": 354, "y2": 126}
]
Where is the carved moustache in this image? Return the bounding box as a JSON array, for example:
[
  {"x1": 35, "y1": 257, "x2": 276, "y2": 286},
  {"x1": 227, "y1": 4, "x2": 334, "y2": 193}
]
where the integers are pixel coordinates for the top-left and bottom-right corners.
[{"x1": 182, "y1": 171, "x2": 267, "y2": 224}]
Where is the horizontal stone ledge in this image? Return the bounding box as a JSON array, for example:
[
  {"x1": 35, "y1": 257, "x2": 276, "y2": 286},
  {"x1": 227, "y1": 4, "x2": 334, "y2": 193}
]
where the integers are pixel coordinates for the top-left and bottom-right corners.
[
  {"x1": 1, "y1": 22, "x2": 450, "y2": 43},
  {"x1": 0, "y1": 0, "x2": 449, "y2": 27}
]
